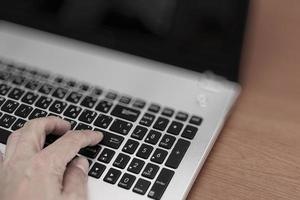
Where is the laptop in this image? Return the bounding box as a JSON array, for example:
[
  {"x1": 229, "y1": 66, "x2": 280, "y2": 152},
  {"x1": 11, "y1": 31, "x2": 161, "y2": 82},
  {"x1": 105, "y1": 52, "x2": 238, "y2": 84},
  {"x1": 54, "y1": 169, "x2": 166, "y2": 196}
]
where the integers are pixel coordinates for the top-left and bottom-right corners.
[{"x1": 0, "y1": 1, "x2": 249, "y2": 200}]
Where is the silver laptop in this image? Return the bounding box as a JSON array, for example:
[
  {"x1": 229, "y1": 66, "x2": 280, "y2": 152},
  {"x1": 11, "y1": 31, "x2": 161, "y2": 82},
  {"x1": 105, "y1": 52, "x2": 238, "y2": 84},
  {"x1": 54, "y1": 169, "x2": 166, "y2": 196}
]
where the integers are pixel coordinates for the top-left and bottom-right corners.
[{"x1": 0, "y1": 1, "x2": 249, "y2": 200}]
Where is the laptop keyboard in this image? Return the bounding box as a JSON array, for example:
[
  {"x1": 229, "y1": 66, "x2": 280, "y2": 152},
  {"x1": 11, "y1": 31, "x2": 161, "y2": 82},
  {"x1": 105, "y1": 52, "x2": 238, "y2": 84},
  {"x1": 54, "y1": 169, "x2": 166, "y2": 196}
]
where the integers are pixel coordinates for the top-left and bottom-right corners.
[{"x1": 0, "y1": 59, "x2": 203, "y2": 200}]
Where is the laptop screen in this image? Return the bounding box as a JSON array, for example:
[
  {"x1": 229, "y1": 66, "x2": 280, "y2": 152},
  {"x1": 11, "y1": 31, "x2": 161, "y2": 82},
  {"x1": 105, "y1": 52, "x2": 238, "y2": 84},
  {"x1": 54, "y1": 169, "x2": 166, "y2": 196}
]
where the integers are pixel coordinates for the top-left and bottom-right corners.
[{"x1": 0, "y1": 0, "x2": 248, "y2": 82}]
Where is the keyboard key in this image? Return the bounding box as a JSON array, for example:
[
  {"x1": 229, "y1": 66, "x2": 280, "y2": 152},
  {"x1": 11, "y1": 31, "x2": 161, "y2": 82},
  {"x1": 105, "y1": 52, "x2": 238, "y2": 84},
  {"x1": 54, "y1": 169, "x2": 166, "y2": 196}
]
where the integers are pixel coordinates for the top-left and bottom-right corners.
[
  {"x1": 88, "y1": 162, "x2": 106, "y2": 179},
  {"x1": 97, "y1": 129, "x2": 124, "y2": 149},
  {"x1": 175, "y1": 111, "x2": 189, "y2": 121},
  {"x1": 95, "y1": 100, "x2": 113, "y2": 113},
  {"x1": 109, "y1": 119, "x2": 133, "y2": 135},
  {"x1": 148, "y1": 168, "x2": 174, "y2": 200},
  {"x1": 153, "y1": 117, "x2": 169, "y2": 131},
  {"x1": 131, "y1": 126, "x2": 148, "y2": 140},
  {"x1": 111, "y1": 104, "x2": 140, "y2": 122},
  {"x1": 161, "y1": 107, "x2": 174, "y2": 117},
  {"x1": 52, "y1": 87, "x2": 68, "y2": 99},
  {"x1": 8, "y1": 88, "x2": 25, "y2": 100},
  {"x1": 0, "y1": 127, "x2": 11, "y2": 144},
  {"x1": 113, "y1": 153, "x2": 131, "y2": 169},
  {"x1": 0, "y1": 114, "x2": 16, "y2": 128},
  {"x1": 11, "y1": 118, "x2": 27, "y2": 131},
  {"x1": 35, "y1": 96, "x2": 53, "y2": 109},
  {"x1": 159, "y1": 134, "x2": 176, "y2": 149},
  {"x1": 63, "y1": 105, "x2": 82, "y2": 119},
  {"x1": 167, "y1": 121, "x2": 183, "y2": 135},
  {"x1": 78, "y1": 109, "x2": 97, "y2": 124},
  {"x1": 182, "y1": 125, "x2": 198, "y2": 139},
  {"x1": 98, "y1": 148, "x2": 115, "y2": 163},
  {"x1": 132, "y1": 99, "x2": 146, "y2": 109},
  {"x1": 104, "y1": 168, "x2": 122, "y2": 184},
  {"x1": 122, "y1": 139, "x2": 139, "y2": 154},
  {"x1": 105, "y1": 92, "x2": 118, "y2": 100},
  {"x1": 1, "y1": 99, "x2": 19, "y2": 113},
  {"x1": 118, "y1": 173, "x2": 136, "y2": 190},
  {"x1": 28, "y1": 109, "x2": 48, "y2": 120},
  {"x1": 49, "y1": 100, "x2": 67, "y2": 114},
  {"x1": 0, "y1": 97, "x2": 5, "y2": 107},
  {"x1": 79, "y1": 145, "x2": 101, "y2": 159},
  {"x1": 25, "y1": 80, "x2": 40, "y2": 90},
  {"x1": 189, "y1": 115, "x2": 203, "y2": 126},
  {"x1": 145, "y1": 130, "x2": 162, "y2": 145},
  {"x1": 148, "y1": 104, "x2": 161, "y2": 113},
  {"x1": 0, "y1": 71, "x2": 11, "y2": 81},
  {"x1": 127, "y1": 158, "x2": 145, "y2": 174},
  {"x1": 91, "y1": 87, "x2": 102, "y2": 96},
  {"x1": 119, "y1": 96, "x2": 131, "y2": 104},
  {"x1": 21, "y1": 92, "x2": 39, "y2": 105},
  {"x1": 165, "y1": 139, "x2": 190, "y2": 169},
  {"x1": 142, "y1": 163, "x2": 159, "y2": 179},
  {"x1": 66, "y1": 80, "x2": 77, "y2": 88},
  {"x1": 12, "y1": 75, "x2": 26, "y2": 85},
  {"x1": 38, "y1": 83, "x2": 54, "y2": 95},
  {"x1": 139, "y1": 113, "x2": 155, "y2": 127},
  {"x1": 79, "y1": 84, "x2": 90, "y2": 92},
  {"x1": 133, "y1": 178, "x2": 151, "y2": 195},
  {"x1": 66, "y1": 92, "x2": 83, "y2": 104},
  {"x1": 0, "y1": 83, "x2": 11, "y2": 95},
  {"x1": 75, "y1": 123, "x2": 92, "y2": 130},
  {"x1": 136, "y1": 144, "x2": 154, "y2": 159},
  {"x1": 151, "y1": 148, "x2": 168, "y2": 164},
  {"x1": 81, "y1": 95, "x2": 97, "y2": 108},
  {"x1": 94, "y1": 114, "x2": 113, "y2": 129},
  {"x1": 54, "y1": 77, "x2": 64, "y2": 84},
  {"x1": 63, "y1": 118, "x2": 77, "y2": 130},
  {"x1": 14, "y1": 104, "x2": 33, "y2": 118}
]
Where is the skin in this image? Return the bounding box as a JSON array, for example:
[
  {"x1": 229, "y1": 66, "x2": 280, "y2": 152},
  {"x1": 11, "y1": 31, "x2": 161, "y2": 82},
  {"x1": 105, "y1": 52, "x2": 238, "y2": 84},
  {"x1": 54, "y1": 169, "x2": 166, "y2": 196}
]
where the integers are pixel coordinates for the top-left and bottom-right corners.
[{"x1": 0, "y1": 116, "x2": 103, "y2": 200}]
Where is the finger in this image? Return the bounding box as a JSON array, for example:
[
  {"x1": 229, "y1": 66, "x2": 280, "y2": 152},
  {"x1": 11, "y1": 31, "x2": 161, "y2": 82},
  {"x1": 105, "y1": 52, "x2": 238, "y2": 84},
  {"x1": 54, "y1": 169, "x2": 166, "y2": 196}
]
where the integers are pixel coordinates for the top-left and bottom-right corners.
[
  {"x1": 63, "y1": 157, "x2": 89, "y2": 199},
  {"x1": 4, "y1": 131, "x2": 21, "y2": 160},
  {"x1": 15, "y1": 117, "x2": 71, "y2": 158},
  {"x1": 0, "y1": 150, "x2": 3, "y2": 165},
  {"x1": 41, "y1": 130, "x2": 102, "y2": 173}
]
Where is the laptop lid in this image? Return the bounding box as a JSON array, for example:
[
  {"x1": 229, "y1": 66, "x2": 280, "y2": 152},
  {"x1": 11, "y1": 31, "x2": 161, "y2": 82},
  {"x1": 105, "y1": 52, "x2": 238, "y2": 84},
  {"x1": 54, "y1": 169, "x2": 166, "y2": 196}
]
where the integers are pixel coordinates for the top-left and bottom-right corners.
[{"x1": 0, "y1": 0, "x2": 248, "y2": 82}]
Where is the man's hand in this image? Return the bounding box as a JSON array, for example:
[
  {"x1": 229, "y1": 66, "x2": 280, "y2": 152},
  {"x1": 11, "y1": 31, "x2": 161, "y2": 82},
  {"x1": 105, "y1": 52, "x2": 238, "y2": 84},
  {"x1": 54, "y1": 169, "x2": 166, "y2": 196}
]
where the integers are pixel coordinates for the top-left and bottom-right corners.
[{"x1": 0, "y1": 116, "x2": 103, "y2": 200}]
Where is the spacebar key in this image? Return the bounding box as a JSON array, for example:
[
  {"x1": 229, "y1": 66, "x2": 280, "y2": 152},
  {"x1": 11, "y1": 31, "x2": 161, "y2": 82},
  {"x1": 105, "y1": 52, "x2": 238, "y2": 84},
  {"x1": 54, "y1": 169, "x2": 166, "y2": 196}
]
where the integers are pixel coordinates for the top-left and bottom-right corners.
[
  {"x1": 96, "y1": 129, "x2": 124, "y2": 149},
  {"x1": 111, "y1": 105, "x2": 140, "y2": 122},
  {"x1": 0, "y1": 128, "x2": 12, "y2": 145}
]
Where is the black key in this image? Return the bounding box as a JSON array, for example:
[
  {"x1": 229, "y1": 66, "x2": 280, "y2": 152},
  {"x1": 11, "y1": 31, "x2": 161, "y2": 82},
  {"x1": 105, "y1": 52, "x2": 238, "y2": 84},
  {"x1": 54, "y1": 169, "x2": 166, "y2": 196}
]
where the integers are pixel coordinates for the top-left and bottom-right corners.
[
  {"x1": 111, "y1": 104, "x2": 140, "y2": 122},
  {"x1": 109, "y1": 119, "x2": 133, "y2": 135},
  {"x1": 151, "y1": 148, "x2": 168, "y2": 164},
  {"x1": 45, "y1": 134, "x2": 60, "y2": 145},
  {"x1": 131, "y1": 126, "x2": 148, "y2": 140},
  {"x1": 189, "y1": 115, "x2": 203, "y2": 126},
  {"x1": 28, "y1": 109, "x2": 48, "y2": 120},
  {"x1": 0, "y1": 83, "x2": 11, "y2": 95},
  {"x1": 79, "y1": 84, "x2": 90, "y2": 92},
  {"x1": 66, "y1": 92, "x2": 83, "y2": 104},
  {"x1": 8, "y1": 88, "x2": 25, "y2": 100},
  {"x1": 142, "y1": 163, "x2": 159, "y2": 179},
  {"x1": 1, "y1": 100, "x2": 19, "y2": 113},
  {"x1": 148, "y1": 104, "x2": 160, "y2": 113},
  {"x1": 0, "y1": 114, "x2": 16, "y2": 128},
  {"x1": 113, "y1": 153, "x2": 131, "y2": 169},
  {"x1": 175, "y1": 111, "x2": 189, "y2": 121},
  {"x1": 89, "y1": 163, "x2": 106, "y2": 179},
  {"x1": 25, "y1": 80, "x2": 40, "y2": 90},
  {"x1": 12, "y1": 75, "x2": 26, "y2": 85},
  {"x1": 35, "y1": 96, "x2": 53, "y2": 109},
  {"x1": 139, "y1": 113, "x2": 155, "y2": 127},
  {"x1": 0, "y1": 71, "x2": 11, "y2": 81},
  {"x1": 127, "y1": 158, "x2": 145, "y2": 174},
  {"x1": 182, "y1": 125, "x2": 198, "y2": 140},
  {"x1": 122, "y1": 139, "x2": 139, "y2": 154},
  {"x1": 103, "y1": 168, "x2": 122, "y2": 184},
  {"x1": 0, "y1": 97, "x2": 5, "y2": 107},
  {"x1": 161, "y1": 107, "x2": 174, "y2": 117},
  {"x1": 38, "y1": 83, "x2": 54, "y2": 95},
  {"x1": 81, "y1": 95, "x2": 97, "y2": 108},
  {"x1": 78, "y1": 109, "x2": 97, "y2": 124},
  {"x1": 119, "y1": 96, "x2": 131, "y2": 104},
  {"x1": 165, "y1": 139, "x2": 190, "y2": 169},
  {"x1": 159, "y1": 134, "x2": 176, "y2": 149},
  {"x1": 0, "y1": 127, "x2": 11, "y2": 144},
  {"x1": 49, "y1": 100, "x2": 67, "y2": 114},
  {"x1": 167, "y1": 121, "x2": 183, "y2": 135},
  {"x1": 54, "y1": 77, "x2": 64, "y2": 84},
  {"x1": 132, "y1": 99, "x2": 146, "y2": 109},
  {"x1": 75, "y1": 123, "x2": 92, "y2": 130},
  {"x1": 118, "y1": 173, "x2": 136, "y2": 190},
  {"x1": 145, "y1": 130, "x2": 162, "y2": 145},
  {"x1": 79, "y1": 145, "x2": 101, "y2": 159},
  {"x1": 11, "y1": 118, "x2": 27, "y2": 131},
  {"x1": 95, "y1": 100, "x2": 113, "y2": 113},
  {"x1": 97, "y1": 129, "x2": 124, "y2": 149},
  {"x1": 91, "y1": 87, "x2": 102, "y2": 96},
  {"x1": 98, "y1": 148, "x2": 115, "y2": 163},
  {"x1": 105, "y1": 92, "x2": 117, "y2": 100},
  {"x1": 133, "y1": 178, "x2": 151, "y2": 195},
  {"x1": 52, "y1": 87, "x2": 68, "y2": 99},
  {"x1": 136, "y1": 144, "x2": 154, "y2": 159},
  {"x1": 21, "y1": 92, "x2": 39, "y2": 105},
  {"x1": 63, "y1": 118, "x2": 77, "y2": 130},
  {"x1": 153, "y1": 117, "x2": 169, "y2": 131},
  {"x1": 63, "y1": 105, "x2": 82, "y2": 119},
  {"x1": 66, "y1": 80, "x2": 76, "y2": 88},
  {"x1": 94, "y1": 114, "x2": 113, "y2": 129},
  {"x1": 148, "y1": 168, "x2": 175, "y2": 200},
  {"x1": 15, "y1": 104, "x2": 33, "y2": 118}
]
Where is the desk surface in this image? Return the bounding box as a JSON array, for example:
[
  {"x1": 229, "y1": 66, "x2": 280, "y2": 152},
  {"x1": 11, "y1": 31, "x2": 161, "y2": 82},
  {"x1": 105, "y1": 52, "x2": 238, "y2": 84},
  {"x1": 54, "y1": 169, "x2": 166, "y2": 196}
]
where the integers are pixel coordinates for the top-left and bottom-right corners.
[{"x1": 187, "y1": 0, "x2": 300, "y2": 199}]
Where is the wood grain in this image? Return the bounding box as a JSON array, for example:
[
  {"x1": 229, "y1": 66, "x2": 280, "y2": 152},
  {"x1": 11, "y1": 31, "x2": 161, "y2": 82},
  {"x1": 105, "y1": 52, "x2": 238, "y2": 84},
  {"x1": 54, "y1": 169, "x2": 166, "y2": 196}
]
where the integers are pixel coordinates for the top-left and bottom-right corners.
[{"x1": 187, "y1": 0, "x2": 300, "y2": 199}]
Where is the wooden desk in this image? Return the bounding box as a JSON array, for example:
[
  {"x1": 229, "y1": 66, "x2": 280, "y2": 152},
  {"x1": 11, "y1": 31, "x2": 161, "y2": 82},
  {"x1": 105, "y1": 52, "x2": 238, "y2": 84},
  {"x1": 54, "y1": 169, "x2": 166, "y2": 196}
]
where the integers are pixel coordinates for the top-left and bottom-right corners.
[{"x1": 188, "y1": 0, "x2": 300, "y2": 199}]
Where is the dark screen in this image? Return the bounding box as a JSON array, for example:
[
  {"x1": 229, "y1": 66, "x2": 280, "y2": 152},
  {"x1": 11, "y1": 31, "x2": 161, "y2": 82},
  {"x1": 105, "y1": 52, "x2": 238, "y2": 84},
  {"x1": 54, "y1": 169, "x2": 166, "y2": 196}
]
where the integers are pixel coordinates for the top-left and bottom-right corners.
[{"x1": 0, "y1": 0, "x2": 249, "y2": 81}]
